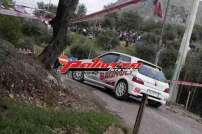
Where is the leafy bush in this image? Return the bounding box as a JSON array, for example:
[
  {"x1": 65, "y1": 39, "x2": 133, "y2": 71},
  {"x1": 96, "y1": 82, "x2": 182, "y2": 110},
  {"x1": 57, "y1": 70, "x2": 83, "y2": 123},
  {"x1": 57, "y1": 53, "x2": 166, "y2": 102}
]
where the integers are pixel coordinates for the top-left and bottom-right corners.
[
  {"x1": 158, "y1": 48, "x2": 177, "y2": 79},
  {"x1": 76, "y1": 4, "x2": 87, "y2": 17},
  {"x1": 140, "y1": 20, "x2": 161, "y2": 33},
  {"x1": 22, "y1": 21, "x2": 42, "y2": 36},
  {"x1": 191, "y1": 25, "x2": 202, "y2": 42},
  {"x1": 102, "y1": 13, "x2": 119, "y2": 29},
  {"x1": 135, "y1": 45, "x2": 156, "y2": 62},
  {"x1": 22, "y1": 20, "x2": 51, "y2": 44},
  {"x1": 96, "y1": 30, "x2": 120, "y2": 50},
  {"x1": 117, "y1": 11, "x2": 143, "y2": 31},
  {"x1": 16, "y1": 37, "x2": 35, "y2": 50},
  {"x1": 135, "y1": 32, "x2": 159, "y2": 62},
  {"x1": 70, "y1": 33, "x2": 96, "y2": 59},
  {"x1": 143, "y1": 32, "x2": 160, "y2": 44},
  {"x1": 159, "y1": 48, "x2": 177, "y2": 68},
  {"x1": 0, "y1": 15, "x2": 23, "y2": 44}
]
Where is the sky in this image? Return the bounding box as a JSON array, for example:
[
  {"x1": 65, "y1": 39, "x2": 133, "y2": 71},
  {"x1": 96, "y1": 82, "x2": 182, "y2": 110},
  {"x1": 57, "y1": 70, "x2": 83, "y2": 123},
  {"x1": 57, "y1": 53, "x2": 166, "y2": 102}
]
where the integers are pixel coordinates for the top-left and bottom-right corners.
[{"x1": 14, "y1": 0, "x2": 117, "y2": 14}]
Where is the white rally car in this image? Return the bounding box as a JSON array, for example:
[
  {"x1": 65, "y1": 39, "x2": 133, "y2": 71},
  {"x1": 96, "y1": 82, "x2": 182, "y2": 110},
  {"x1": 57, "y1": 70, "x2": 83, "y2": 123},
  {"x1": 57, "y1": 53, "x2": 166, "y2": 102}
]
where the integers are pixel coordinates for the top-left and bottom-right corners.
[{"x1": 71, "y1": 52, "x2": 170, "y2": 108}]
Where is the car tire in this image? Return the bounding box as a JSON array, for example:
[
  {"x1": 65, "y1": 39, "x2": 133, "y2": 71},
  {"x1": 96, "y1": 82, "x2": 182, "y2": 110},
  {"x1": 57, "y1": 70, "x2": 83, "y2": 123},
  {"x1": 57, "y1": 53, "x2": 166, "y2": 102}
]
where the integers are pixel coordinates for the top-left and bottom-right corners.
[
  {"x1": 148, "y1": 100, "x2": 162, "y2": 108},
  {"x1": 115, "y1": 80, "x2": 128, "y2": 100},
  {"x1": 72, "y1": 71, "x2": 84, "y2": 82}
]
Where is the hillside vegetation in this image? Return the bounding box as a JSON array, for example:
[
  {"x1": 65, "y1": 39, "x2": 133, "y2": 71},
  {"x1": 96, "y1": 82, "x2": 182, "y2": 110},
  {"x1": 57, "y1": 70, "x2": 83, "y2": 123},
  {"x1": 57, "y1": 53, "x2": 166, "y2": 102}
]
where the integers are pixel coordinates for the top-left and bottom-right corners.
[
  {"x1": 114, "y1": 0, "x2": 202, "y2": 25},
  {"x1": 0, "y1": 15, "x2": 124, "y2": 134}
]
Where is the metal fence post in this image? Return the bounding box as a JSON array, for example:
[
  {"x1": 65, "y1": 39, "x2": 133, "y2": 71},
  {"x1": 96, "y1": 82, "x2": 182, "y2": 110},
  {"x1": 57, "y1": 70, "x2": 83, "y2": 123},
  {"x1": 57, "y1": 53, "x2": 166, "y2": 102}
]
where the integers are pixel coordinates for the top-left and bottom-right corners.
[{"x1": 133, "y1": 94, "x2": 148, "y2": 134}]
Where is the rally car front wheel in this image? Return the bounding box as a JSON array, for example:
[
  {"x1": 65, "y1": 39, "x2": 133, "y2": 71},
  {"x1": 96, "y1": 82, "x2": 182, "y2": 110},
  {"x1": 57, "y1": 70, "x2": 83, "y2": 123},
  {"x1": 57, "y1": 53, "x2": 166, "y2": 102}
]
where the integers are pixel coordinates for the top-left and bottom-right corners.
[
  {"x1": 115, "y1": 80, "x2": 128, "y2": 100},
  {"x1": 72, "y1": 71, "x2": 84, "y2": 82}
]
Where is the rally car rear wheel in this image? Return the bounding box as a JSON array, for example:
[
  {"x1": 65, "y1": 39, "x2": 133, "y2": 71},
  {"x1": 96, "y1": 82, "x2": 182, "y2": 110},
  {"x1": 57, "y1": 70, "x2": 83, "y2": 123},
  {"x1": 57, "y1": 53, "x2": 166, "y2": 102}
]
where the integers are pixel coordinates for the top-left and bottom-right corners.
[
  {"x1": 72, "y1": 71, "x2": 84, "y2": 82},
  {"x1": 115, "y1": 80, "x2": 128, "y2": 100}
]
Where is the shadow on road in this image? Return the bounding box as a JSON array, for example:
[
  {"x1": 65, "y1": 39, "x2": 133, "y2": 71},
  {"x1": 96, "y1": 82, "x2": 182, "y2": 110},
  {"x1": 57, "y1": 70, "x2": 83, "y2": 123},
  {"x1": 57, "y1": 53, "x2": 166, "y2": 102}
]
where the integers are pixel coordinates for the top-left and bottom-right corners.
[{"x1": 82, "y1": 81, "x2": 141, "y2": 105}]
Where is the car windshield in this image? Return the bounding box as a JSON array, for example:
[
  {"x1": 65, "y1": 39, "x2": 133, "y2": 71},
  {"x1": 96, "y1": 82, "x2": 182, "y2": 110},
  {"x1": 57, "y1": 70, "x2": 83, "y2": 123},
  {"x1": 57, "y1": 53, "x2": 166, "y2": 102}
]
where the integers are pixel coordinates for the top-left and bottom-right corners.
[{"x1": 138, "y1": 65, "x2": 166, "y2": 82}]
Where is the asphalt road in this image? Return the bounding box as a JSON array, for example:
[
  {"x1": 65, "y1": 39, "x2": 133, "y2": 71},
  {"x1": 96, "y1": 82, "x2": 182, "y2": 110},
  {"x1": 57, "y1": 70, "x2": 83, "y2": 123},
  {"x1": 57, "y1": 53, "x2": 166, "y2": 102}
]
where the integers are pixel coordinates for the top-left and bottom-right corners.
[{"x1": 63, "y1": 77, "x2": 202, "y2": 134}]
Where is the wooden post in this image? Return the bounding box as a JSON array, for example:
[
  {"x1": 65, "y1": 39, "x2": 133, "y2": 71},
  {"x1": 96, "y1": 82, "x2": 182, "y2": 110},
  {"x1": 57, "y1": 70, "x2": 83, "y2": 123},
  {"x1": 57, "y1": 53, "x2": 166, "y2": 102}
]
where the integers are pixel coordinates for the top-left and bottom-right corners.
[
  {"x1": 133, "y1": 94, "x2": 148, "y2": 134},
  {"x1": 185, "y1": 89, "x2": 192, "y2": 110}
]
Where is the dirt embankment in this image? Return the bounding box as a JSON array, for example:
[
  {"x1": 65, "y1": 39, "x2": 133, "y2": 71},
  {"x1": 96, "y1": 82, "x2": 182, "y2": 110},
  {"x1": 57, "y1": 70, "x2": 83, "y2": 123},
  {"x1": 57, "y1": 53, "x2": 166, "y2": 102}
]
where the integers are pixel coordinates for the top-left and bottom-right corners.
[
  {"x1": 0, "y1": 39, "x2": 78, "y2": 108},
  {"x1": 0, "y1": 39, "x2": 127, "y2": 134}
]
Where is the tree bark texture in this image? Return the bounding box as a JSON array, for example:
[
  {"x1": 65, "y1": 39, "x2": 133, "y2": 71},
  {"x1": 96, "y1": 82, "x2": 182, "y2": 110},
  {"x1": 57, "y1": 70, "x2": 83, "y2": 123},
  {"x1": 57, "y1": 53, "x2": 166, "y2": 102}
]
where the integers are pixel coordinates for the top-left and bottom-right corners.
[{"x1": 39, "y1": 0, "x2": 79, "y2": 69}]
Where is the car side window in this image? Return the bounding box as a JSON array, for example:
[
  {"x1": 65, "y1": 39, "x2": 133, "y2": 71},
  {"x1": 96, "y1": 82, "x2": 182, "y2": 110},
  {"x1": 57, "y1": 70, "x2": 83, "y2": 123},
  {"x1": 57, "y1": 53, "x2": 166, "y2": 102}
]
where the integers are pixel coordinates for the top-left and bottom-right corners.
[
  {"x1": 118, "y1": 55, "x2": 131, "y2": 63},
  {"x1": 99, "y1": 53, "x2": 120, "y2": 63}
]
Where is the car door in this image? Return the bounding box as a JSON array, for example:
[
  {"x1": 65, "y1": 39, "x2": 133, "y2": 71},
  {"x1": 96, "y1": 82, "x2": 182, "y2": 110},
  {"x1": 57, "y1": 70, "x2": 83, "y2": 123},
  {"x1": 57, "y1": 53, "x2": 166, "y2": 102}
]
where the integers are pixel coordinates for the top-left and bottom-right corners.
[
  {"x1": 100, "y1": 54, "x2": 132, "y2": 88},
  {"x1": 115, "y1": 54, "x2": 133, "y2": 81},
  {"x1": 85, "y1": 53, "x2": 120, "y2": 87}
]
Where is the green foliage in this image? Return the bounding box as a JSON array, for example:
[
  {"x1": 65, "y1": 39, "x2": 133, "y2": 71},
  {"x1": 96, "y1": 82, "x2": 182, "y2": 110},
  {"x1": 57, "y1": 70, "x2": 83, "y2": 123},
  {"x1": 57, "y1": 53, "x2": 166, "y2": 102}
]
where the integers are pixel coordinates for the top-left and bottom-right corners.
[
  {"x1": 16, "y1": 37, "x2": 35, "y2": 50},
  {"x1": 163, "y1": 25, "x2": 176, "y2": 41},
  {"x1": 101, "y1": 11, "x2": 143, "y2": 31},
  {"x1": 0, "y1": 15, "x2": 23, "y2": 44},
  {"x1": 163, "y1": 67, "x2": 175, "y2": 80},
  {"x1": 34, "y1": 2, "x2": 57, "y2": 18},
  {"x1": 76, "y1": 4, "x2": 87, "y2": 17},
  {"x1": 76, "y1": 22, "x2": 90, "y2": 30},
  {"x1": 135, "y1": 44, "x2": 156, "y2": 62},
  {"x1": 159, "y1": 48, "x2": 177, "y2": 68},
  {"x1": 102, "y1": 13, "x2": 119, "y2": 29},
  {"x1": 0, "y1": 98, "x2": 121, "y2": 134},
  {"x1": 70, "y1": 33, "x2": 97, "y2": 59},
  {"x1": 158, "y1": 48, "x2": 178, "y2": 79},
  {"x1": 174, "y1": 25, "x2": 185, "y2": 38},
  {"x1": 96, "y1": 30, "x2": 120, "y2": 50},
  {"x1": 135, "y1": 32, "x2": 160, "y2": 62},
  {"x1": 0, "y1": 0, "x2": 13, "y2": 7},
  {"x1": 22, "y1": 21, "x2": 43, "y2": 36},
  {"x1": 192, "y1": 25, "x2": 202, "y2": 42},
  {"x1": 0, "y1": 14, "x2": 50, "y2": 46},
  {"x1": 199, "y1": 45, "x2": 202, "y2": 60},
  {"x1": 22, "y1": 20, "x2": 51, "y2": 44},
  {"x1": 140, "y1": 20, "x2": 161, "y2": 33},
  {"x1": 0, "y1": 39, "x2": 15, "y2": 65},
  {"x1": 63, "y1": 49, "x2": 71, "y2": 56},
  {"x1": 115, "y1": 45, "x2": 136, "y2": 56},
  {"x1": 117, "y1": 11, "x2": 143, "y2": 31},
  {"x1": 144, "y1": 32, "x2": 160, "y2": 44},
  {"x1": 162, "y1": 24, "x2": 183, "y2": 42}
]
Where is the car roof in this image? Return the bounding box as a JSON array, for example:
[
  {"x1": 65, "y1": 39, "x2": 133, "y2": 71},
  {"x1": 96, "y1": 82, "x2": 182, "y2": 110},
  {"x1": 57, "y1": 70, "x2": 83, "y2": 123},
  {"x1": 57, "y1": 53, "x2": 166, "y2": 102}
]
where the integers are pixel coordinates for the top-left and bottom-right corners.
[{"x1": 103, "y1": 51, "x2": 162, "y2": 70}]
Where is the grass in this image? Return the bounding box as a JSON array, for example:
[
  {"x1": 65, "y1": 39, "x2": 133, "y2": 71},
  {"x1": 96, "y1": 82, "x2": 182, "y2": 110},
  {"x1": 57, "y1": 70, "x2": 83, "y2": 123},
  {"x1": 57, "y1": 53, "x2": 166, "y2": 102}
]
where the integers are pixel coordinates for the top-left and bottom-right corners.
[
  {"x1": 0, "y1": 98, "x2": 121, "y2": 134},
  {"x1": 113, "y1": 43, "x2": 136, "y2": 56}
]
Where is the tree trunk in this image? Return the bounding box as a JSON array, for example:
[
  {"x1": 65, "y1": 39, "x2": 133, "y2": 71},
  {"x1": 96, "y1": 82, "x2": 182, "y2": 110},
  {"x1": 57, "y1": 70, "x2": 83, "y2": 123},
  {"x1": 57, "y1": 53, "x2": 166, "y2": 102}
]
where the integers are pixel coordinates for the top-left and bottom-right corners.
[{"x1": 39, "y1": 0, "x2": 79, "y2": 69}]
